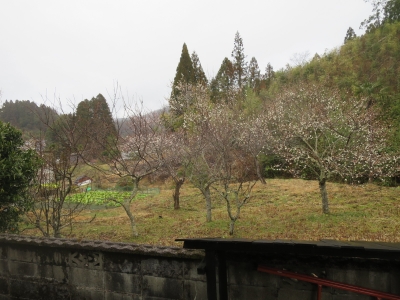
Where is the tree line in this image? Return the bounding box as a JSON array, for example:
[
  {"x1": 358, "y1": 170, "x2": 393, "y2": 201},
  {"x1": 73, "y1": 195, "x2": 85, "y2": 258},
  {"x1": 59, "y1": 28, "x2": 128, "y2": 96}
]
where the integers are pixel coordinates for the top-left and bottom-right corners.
[{"x1": 0, "y1": 100, "x2": 57, "y2": 137}]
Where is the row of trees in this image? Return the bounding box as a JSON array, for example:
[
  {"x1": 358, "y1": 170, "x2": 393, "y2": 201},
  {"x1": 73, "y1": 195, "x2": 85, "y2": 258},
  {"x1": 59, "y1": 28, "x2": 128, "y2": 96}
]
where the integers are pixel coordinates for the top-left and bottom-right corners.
[
  {"x1": 166, "y1": 80, "x2": 396, "y2": 219},
  {"x1": 2, "y1": 3, "x2": 400, "y2": 237},
  {"x1": 1, "y1": 92, "x2": 398, "y2": 238},
  {"x1": 0, "y1": 100, "x2": 57, "y2": 137},
  {"x1": 163, "y1": 25, "x2": 397, "y2": 224},
  {"x1": 2, "y1": 77, "x2": 396, "y2": 237},
  {"x1": 169, "y1": 32, "x2": 275, "y2": 127}
]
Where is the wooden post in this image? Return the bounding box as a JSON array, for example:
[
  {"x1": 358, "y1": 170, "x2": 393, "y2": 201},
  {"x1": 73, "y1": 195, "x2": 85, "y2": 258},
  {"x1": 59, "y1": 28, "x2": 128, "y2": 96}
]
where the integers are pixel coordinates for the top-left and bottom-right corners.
[{"x1": 205, "y1": 250, "x2": 217, "y2": 300}]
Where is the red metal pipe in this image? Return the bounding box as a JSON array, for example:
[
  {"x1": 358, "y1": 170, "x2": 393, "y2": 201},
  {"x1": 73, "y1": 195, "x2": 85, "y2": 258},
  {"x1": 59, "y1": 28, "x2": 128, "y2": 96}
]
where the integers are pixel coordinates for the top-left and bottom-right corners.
[{"x1": 258, "y1": 265, "x2": 400, "y2": 300}]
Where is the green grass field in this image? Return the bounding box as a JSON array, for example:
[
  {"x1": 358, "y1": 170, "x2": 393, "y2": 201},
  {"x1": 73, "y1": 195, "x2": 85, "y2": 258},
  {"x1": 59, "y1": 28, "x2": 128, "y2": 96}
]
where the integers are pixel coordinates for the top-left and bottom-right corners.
[{"x1": 22, "y1": 179, "x2": 400, "y2": 247}]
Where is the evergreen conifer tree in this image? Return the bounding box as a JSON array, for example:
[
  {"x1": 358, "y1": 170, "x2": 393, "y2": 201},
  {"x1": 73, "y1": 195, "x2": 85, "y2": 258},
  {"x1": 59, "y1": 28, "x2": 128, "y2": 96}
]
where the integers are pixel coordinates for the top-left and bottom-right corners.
[
  {"x1": 168, "y1": 43, "x2": 196, "y2": 124},
  {"x1": 231, "y1": 31, "x2": 247, "y2": 89},
  {"x1": 171, "y1": 43, "x2": 194, "y2": 99},
  {"x1": 344, "y1": 27, "x2": 357, "y2": 43},
  {"x1": 168, "y1": 43, "x2": 211, "y2": 127},
  {"x1": 247, "y1": 57, "x2": 261, "y2": 92},
  {"x1": 191, "y1": 51, "x2": 208, "y2": 86},
  {"x1": 263, "y1": 63, "x2": 275, "y2": 89},
  {"x1": 75, "y1": 94, "x2": 117, "y2": 159},
  {"x1": 210, "y1": 57, "x2": 235, "y2": 102}
]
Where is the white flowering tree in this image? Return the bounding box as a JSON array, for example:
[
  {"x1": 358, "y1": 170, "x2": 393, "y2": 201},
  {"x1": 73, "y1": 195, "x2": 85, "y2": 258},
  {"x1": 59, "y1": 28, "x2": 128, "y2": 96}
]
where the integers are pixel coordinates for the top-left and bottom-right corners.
[
  {"x1": 208, "y1": 104, "x2": 259, "y2": 235},
  {"x1": 116, "y1": 110, "x2": 164, "y2": 236},
  {"x1": 180, "y1": 84, "x2": 262, "y2": 233},
  {"x1": 180, "y1": 84, "x2": 222, "y2": 222},
  {"x1": 158, "y1": 128, "x2": 190, "y2": 210},
  {"x1": 238, "y1": 112, "x2": 273, "y2": 184},
  {"x1": 269, "y1": 82, "x2": 397, "y2": 214}
]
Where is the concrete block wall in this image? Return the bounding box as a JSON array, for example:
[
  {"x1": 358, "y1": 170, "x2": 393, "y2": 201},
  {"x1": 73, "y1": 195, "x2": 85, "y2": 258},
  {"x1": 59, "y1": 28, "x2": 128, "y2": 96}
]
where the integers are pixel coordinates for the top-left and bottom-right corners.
[
  {"x1": 0, "y1": 235, "x2": 399, "y2": 299},
  {"x1": 0, "y1": 236, "x2": 206, "y2": 300}
]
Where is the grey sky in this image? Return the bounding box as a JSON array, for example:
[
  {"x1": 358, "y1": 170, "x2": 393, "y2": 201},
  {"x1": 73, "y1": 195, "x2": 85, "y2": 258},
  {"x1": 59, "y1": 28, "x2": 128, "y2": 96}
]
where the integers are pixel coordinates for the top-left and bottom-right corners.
[{"x1": 0, "y1": 0, "x2": 372, "y2": 112}]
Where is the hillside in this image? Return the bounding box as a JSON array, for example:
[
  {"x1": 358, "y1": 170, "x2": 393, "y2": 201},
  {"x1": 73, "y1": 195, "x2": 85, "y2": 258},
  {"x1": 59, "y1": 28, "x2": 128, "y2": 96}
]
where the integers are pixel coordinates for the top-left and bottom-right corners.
[
  {"x1": 21, "y1": 179, "x2": 400, "y2": 246},
  {"x1": 0, "y1": 100, "x2": 57, "y2": 137},
  {"x1": 267, "y1": 22, "x2": 400, "y2": 147}
]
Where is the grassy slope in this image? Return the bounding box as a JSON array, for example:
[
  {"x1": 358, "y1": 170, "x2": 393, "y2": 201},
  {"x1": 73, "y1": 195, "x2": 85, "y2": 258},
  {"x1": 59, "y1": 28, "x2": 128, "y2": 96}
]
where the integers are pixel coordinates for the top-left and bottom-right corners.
[{"x1": 22, "y1": 179, "x2": 400, "y2": 247}]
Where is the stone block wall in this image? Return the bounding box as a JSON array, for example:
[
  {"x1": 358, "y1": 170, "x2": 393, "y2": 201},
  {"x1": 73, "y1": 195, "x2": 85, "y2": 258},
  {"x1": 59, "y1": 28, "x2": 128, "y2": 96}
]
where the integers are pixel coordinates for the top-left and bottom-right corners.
[
  {"x1": 0, "y1": 235, "x2": 399, "y2": 299},
  {"x1": 0, "y1": 235, "x2": 206, "y2": 300}
]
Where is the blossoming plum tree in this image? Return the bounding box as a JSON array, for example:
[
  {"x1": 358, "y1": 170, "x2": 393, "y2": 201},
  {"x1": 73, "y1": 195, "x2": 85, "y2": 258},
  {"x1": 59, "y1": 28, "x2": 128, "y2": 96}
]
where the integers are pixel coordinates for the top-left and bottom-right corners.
[{"x1": 269, "y1": 82, "x2": 396, "y2": 214}]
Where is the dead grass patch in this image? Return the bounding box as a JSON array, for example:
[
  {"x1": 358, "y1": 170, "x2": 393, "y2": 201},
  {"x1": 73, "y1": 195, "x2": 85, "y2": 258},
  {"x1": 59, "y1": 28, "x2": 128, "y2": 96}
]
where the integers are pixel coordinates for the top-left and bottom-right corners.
[{"x1": 21, "y1": 179, "x2": 400, "y2": 246}]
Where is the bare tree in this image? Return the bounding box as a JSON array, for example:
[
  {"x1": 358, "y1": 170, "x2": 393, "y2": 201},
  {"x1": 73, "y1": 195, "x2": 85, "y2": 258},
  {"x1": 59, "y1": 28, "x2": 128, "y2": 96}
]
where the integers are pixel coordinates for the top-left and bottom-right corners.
[
  {"x1": 217, "y1": 179, "x2": 257, "y2": 235},
  {"x1": 26, "y1": 108, "x2": 92, "y2": 237},
  {"x1": 181, "y1": 84, "x2": 261, "y2": 232},
  {"x1": 81, "y1": 95, "x2": 165, "y2": 237},
  {"x1": 181, "y1": 84, "x2": 223, "y2": 222},
  {"x1": 290, "y1": 51, "x2": 311, "y2": 67},
  {"x1": 208, "y1": 104, "x2": 258, "y2": 235}
]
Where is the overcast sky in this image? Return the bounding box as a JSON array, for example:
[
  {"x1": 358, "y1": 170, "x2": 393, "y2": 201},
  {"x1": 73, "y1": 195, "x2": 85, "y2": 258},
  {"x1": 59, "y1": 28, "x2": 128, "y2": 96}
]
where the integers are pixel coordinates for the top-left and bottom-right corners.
[{"x1": 0, "y1": 0, "x2": 373, "y2": 112}]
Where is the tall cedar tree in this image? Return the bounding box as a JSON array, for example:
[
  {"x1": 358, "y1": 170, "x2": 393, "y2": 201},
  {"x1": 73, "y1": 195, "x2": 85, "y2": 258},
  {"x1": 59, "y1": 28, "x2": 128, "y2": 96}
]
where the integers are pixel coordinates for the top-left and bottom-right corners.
[
  {"x1": 344, "y1": 27, "x2": 357, "y2": 44},
  {"x1": 171, "y1": 43, "x2": 195, "y2": 99},
  {"x1": 231, "y1": 31, "x2": 247, "y2": 89},
  {"x1": 247, "y1": 57, "x2": 261, "y2": 92},
  {"x1": 264, "y1": 63, "x2": 275, "y2": 89},
  {"x1": 191, "y1": 51, "x2": 208, "y2": 86},
  {"x1": 76, "y1": 94, "x2": 117, "y2": 160},
  {"x1": 210, "y1": 57, "x2": 235, "y2": 102},
  {"x1": 169, "y1": 44, "x2": 208, "y2": 127}
]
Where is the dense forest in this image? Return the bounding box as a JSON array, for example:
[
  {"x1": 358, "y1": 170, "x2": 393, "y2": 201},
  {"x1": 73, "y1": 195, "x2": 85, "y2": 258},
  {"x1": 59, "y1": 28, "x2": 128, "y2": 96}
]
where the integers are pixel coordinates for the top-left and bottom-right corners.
[{"x1": 0, "y1": 100, "x2": 57, "y2": 137}]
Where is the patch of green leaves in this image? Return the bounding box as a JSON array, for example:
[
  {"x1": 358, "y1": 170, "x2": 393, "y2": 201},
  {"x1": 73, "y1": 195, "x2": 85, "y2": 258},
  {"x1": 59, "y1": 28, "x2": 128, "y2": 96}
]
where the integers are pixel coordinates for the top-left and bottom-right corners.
[{"x1": 66, "y1": 190, "x2": 148, "y2": 207}]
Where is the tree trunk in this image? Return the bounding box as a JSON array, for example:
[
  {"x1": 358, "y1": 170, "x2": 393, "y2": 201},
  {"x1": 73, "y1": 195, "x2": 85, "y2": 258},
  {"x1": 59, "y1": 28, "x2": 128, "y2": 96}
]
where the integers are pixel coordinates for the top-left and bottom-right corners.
[
  {"x1": 368, "y1": 169, "x2": 374, "y2": 183},
  {"x1": 54, "y1": 229, "x2": 61, "y2": 238},
  {"x1": 52, "y1": 206, "x2": 62, "y2": 238},
  {"x1": 226, "y1": 196, "x2": 238, "y2": 235},
  {"x1": 121, "y1": 201, "x2": 139, "y2": 237},
  {"x1": 319, "y1": 179, "x2": 330, "y2": 214},
  {"x1": 173, "y1": 178, "x2": 184, "y2": 210},
  {"x1": 255, "y1": 157, "x2": 266, "y2": 184},
  {"x1": 229, "y1": 219, "x2": 236, "y2": 235},
  {"x1": 113, "y1": 177, "x2": 140, "y2": 237},
  {"x1": 202, "y1": 186, "x2": 212, "y2": 222}
]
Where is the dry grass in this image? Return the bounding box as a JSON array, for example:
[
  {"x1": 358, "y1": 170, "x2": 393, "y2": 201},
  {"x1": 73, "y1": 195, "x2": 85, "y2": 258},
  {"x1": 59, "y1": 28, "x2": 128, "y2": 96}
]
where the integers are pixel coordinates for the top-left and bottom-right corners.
[{"x1": 21, "y1": 179, "x2": 400, "y2": 247}]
